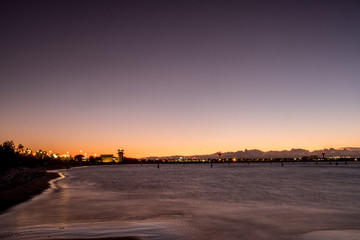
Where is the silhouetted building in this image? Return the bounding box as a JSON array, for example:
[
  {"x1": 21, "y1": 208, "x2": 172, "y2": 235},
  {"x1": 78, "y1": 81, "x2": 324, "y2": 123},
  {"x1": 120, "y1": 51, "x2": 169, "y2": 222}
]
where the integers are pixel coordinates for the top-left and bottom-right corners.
[
  {"x1": 117, "y1": 149, "x2": 124, "y2": 163},
  {"x1": 310, "y1": 155, "x2": 319, "y2": 160},
  {"x1": 101, "y1": 154, "x2": 113, "y2": 163}
]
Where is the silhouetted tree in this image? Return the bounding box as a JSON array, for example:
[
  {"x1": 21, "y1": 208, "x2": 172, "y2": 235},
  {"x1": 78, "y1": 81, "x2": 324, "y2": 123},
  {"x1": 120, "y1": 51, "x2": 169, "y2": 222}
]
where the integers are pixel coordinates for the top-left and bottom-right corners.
[
  {"x1": 0, "y1": 140, "x2": 17, "y2": 172},
  {"x1": 1, "y1": 140, "x2": 15, "y2": 152},
  {"x1": 17, "y1": 144, "x2": 24, "y2": 153},
  {"x1": 88, "y1": 156, "x2": 96, "y2": 163},
  {"x1": 74, "y1": 154, "x2": 84, "y2": 161}
]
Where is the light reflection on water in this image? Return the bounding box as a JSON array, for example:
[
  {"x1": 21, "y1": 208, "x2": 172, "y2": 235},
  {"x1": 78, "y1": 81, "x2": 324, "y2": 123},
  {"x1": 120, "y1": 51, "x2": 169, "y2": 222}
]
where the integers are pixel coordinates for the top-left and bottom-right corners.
[{"x1": 1, "y1": 163, "x2": 360, "y2": 239}]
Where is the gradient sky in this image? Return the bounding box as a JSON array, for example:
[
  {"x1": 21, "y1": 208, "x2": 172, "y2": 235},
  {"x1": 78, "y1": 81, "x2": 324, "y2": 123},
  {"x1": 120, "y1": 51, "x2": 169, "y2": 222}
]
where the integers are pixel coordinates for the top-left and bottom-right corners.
[{"x1": 1, "y1": 0, "x2": 360, "y2": 158}]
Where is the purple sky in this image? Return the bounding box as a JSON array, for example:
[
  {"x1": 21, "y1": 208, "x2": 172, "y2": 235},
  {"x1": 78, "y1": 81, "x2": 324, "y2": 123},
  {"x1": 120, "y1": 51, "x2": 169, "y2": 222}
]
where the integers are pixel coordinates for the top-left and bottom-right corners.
[{"x1": 1, "y1": 0, "x2": 360, "y2": 157}]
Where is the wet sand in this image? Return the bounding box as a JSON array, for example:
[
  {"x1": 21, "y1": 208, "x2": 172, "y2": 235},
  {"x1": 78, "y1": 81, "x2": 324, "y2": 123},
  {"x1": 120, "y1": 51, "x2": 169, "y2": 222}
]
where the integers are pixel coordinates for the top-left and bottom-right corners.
[
  {"x1": 46, "y1": 238, "x2": 142, "y2": 240},
  {"x1": 0, "y1": 168, "x2": 143, "y2": 240},
  {"x1": 0, "y1": 168, "x2": 60, "y2": 213}
]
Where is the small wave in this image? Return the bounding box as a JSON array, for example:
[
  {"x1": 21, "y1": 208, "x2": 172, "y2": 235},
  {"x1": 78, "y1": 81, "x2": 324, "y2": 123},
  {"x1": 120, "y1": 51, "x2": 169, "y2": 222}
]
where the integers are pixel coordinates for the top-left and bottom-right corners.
[
  {"x1": 300, "y1": 230, "x2": 360, "y2": 240},
  {"x1": 3, "y1": 221, "x2": 192, "y2": 240}
]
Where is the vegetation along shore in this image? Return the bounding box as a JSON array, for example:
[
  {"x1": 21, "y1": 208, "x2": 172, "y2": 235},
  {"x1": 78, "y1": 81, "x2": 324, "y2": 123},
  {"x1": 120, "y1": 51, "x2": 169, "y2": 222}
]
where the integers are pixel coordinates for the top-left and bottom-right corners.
[{"x1": 0, "y1": 140, "x2": 96, "y2": 213}]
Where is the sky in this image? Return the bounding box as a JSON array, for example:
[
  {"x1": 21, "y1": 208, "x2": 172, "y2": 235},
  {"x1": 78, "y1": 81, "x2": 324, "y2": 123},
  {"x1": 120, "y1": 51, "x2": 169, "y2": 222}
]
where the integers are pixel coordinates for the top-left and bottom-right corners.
[{"x1": 1, "y1": 0, "x2": 360, "y2": 158}]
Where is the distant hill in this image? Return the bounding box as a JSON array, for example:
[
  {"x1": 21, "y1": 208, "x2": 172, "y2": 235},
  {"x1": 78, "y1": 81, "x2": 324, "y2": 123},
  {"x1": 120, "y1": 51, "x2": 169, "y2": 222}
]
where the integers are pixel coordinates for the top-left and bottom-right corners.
[{"x1": 146, "y1": 147, "x2": 360, "y2": 160}]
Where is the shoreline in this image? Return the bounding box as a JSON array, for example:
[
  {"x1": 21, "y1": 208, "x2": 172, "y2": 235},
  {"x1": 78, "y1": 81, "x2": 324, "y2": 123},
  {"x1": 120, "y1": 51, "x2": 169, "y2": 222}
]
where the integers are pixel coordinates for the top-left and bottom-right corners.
[
  {"x1": 0, "y1": 160, "x2": 357, "y2": 214},
  {"x1": 0, "y1": 168, "x2": 61, "y2": 214}
]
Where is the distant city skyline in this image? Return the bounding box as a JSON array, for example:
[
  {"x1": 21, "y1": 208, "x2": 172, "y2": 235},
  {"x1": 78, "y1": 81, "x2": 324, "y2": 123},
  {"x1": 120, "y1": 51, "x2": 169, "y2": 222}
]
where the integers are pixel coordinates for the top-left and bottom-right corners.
[
  {"x1": 1, "y1": 1, "x2": 360, "y2": 158},
  {"x1": 145, "y1": 147, "x2": 360, "y2": 159},
  {"x1": 2, "y1": 140, "x2": 359, "y2": 159}
]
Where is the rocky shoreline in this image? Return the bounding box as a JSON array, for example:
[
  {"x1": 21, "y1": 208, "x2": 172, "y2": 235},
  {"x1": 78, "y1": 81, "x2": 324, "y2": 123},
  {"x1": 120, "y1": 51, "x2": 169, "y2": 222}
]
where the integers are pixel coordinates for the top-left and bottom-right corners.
[{"x1": 0, "y1": 168, "x2": 60, "y2": 213}]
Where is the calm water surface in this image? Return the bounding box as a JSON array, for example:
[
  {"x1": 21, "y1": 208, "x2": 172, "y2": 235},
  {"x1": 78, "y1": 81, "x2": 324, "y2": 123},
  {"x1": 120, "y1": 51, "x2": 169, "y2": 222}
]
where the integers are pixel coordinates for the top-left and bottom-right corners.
[{"x1": 1, "y1": 163, "x2": 360, "y2": 239}]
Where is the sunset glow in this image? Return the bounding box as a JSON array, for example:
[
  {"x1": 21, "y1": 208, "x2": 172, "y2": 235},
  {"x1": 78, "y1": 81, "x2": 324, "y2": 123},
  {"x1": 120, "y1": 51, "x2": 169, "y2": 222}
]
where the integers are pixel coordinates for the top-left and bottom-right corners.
[{"x1": 1, "y1": 1, "x2": 359, "y2": 158}]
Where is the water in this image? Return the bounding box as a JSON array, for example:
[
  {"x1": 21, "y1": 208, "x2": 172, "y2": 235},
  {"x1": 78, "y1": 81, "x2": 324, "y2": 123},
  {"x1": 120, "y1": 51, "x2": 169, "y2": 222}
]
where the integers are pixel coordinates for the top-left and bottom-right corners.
[{"x1": 1, "y1": 162, "x2": 360, "y2": 239}]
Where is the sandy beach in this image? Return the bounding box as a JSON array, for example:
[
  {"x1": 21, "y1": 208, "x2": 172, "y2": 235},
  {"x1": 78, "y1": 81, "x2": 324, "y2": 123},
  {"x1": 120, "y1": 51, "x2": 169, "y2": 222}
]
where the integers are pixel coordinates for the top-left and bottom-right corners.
[
  {"x1": 47, "y1": 238, "x2": 142, "y2": 240},
  {"x1": 0, "y1": 168, "x2": 60, "y2": 213},
  {"x1": 0, "y1": 168, "x2": 143, "y2": 240}
]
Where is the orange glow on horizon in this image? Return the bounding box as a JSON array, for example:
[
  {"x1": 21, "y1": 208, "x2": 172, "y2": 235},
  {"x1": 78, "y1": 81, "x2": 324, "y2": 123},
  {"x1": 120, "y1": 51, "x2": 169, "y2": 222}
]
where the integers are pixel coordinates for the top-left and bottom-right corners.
[
  {"x1": 5, "y1": 140, "x2": 359, "y2": 159},
  {"x1": 2, "y1": 116, "x2": 359, "y2": 158}
]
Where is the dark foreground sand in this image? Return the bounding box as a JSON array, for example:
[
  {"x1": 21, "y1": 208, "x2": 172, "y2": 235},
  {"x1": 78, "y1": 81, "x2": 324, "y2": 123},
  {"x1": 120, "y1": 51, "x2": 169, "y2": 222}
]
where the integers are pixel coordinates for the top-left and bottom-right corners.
[
  {"x1": 46, "y1": 238, "x2": 142, "y2": 240},
  {"x1": 0, "y1": 169, "x2": 144, "y2": 239},
  {"x1": 0, "y1": 168, "x2": 60, "y2": 213}
]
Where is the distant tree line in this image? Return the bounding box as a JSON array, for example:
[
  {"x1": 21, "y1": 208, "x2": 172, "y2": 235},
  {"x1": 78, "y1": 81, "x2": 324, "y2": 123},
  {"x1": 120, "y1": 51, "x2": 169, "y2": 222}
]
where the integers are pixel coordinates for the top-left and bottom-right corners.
[
  {"x1": 0, "y1": 140, "x2": 128, "y2": 174},
  {"x1": 0, "y1": 140, "x2": 64, "y2": 173}
]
